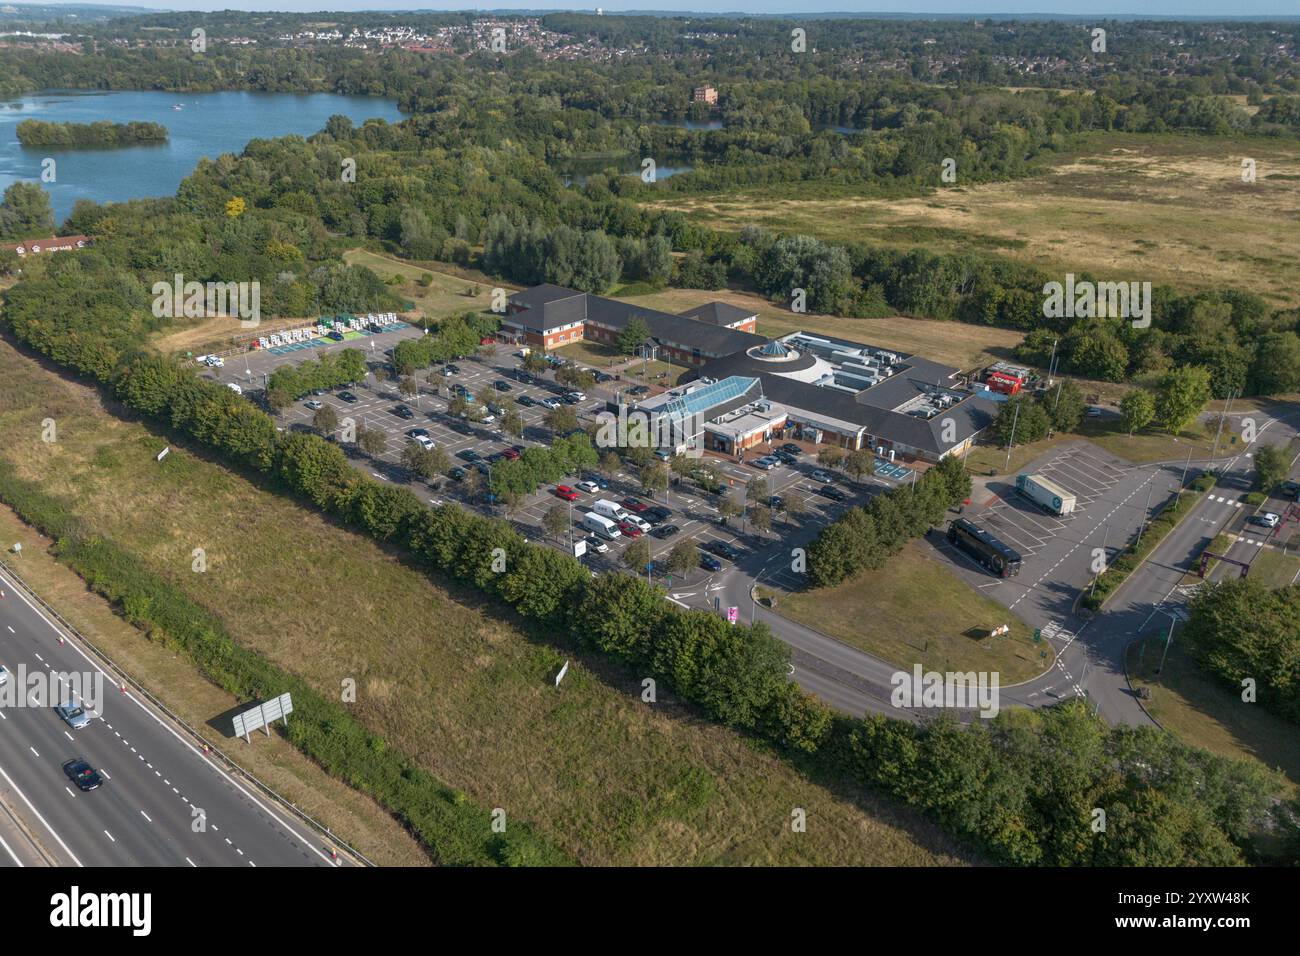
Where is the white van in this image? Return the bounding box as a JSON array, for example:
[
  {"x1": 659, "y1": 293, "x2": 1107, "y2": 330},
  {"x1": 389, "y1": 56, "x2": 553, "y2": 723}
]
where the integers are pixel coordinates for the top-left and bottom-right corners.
[
  {"x1": 226, "y1": 382, "x2": 243, "y2": 395},
  {"x1": 582, "y1": 512, "x2": 621, "y2": 541},
  {"x1": 593, "y1": 499, "x2": 629, "y2": 523}
]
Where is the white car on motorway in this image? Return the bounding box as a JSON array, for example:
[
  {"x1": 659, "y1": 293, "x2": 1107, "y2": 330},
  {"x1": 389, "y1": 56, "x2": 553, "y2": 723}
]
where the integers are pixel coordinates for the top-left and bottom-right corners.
[{"x1": 56, "y1": 701, "x2": 92, "y2": 730}]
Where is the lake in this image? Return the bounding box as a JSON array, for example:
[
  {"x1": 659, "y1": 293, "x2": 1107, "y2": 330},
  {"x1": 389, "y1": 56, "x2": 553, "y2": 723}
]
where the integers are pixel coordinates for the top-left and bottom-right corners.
[{"x1": 0, "y1": 90, "x2": 404, "y2": 222}]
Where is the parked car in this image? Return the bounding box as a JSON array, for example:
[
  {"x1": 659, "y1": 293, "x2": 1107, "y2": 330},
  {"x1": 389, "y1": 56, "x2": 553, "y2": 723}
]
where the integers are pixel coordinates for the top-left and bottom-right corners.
[
  {"x1": 617, "y1": 520, "x2": 644, "y2": 538},
  {"x1": 775, "y1": 451, "x2": 798, "y2": 466},
  {"x1": 494, "y1": 380, "x2": 513, "y2": 392},
  {"x1": 226, "y1": 383, "x2": 243, "y2": 395},
  {"x1": 818, "y1": 484, "x2": 846, "y2": 502},
  {"x1": 811, "y1": 469, "x2": 836, "y2": 484},
  {"x1": 63, "y1": 759, "x2": 102, "y2": 792},
  {"x1": 750, "y1": 456, "x2": 778, "y2": 470},
  {"x1": 338, "y1": 391, "x2": 358, "y2": 404},
  {"x1": 650, "y1": 524, "x2": 680, "y2": 539},
  {"x1": 448, "y1": 467, "x2": 467, "y2": 481},
  {"x1": 1248, "y1": 511, "x2": 1281, "y2": 529},
  {"x1": 516, "y1": 394, "x2": 536, "y2": 407},
  {"x1": 704, "y1": 540, "x2": 741, "y2": 561},
  {"x1": 457, "y1": 449, "x2": 482, "y2": 462},
  {"x1": 769, "y1": 495, "x2": 785, "y2": 511},
  {"x1": 627, "y1": 385, "x2": 650, "y2": 396},
  {"x1": 449, "y1": 421, "x2": 474, "y2": 436},
  {"x1": 621, "y1": 497, "x2": 650, "y2": 513},
  {"x1": 392, "y1": 405, "x2": 415, "y2": 420},
  {"x1": 584, "y1": 537, "x2": 609, "y2": 554},
  {"x1": 780, "y1": 443, "x2": 802, "y2": 456},
  {"x1": 412, "y1": 435, "x2": 436, "y2": 451},
  {"x1": 565, "y1": 390, "x2": 586, "y2": 402},
  {"x1": 203, "y1": 355, "x2": 225, "y2": 368},
  {"x1": 582, "y1": 474, "x2": 610, "y2": 490},
  {"x1": 407, "y1": 428, "x2": 430, "y2": 439},
  {"x1": 539, "y1": 397, "x2": 562, "y2": 410},
  {"x1": 594, "y1": 371, "x2": 613, "y2": 383},
  {"x1": 643, "y1": 506, "x2": 672, "y2": 524},
  {"x1": 304, "y1": 399, "x2": 323, "y2": 410},
  {"x1": 554, "y1": 485, "x2": 579, "y2": 501},
  {"x1": 699, "y1": 553, "x2": 723, "y2": 572},
  {"x1": 55, "y1": 701, "x2": 91, "y2": 730},
  {"x1": 577, "y1": 480, "x2": 600, "y2": 494},
  {"x1": 502, "y1": 447, "x2": 521, "y2": 460},
  {"x1": 445, "y1": 364, "x2": 460, "y2": 375}
]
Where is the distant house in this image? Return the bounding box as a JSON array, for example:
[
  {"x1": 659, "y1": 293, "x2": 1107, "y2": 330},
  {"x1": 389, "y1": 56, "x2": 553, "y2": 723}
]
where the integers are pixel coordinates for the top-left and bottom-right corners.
[
  {"x1": 0, "y1": 234, "x2": 92, "y2": 257},
  {"x1": 692, "y1": 85, "x2": 718, "y2": 105}
]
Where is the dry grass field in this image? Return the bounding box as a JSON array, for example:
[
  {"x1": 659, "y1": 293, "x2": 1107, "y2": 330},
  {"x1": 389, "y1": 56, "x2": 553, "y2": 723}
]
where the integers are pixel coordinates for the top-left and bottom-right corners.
[
  {"x1": 647, "y1": 132, "x2": 1300, "y2": 307},
  {"x1": 0, "y1": 330, "x2": 971, "y2": 867}
]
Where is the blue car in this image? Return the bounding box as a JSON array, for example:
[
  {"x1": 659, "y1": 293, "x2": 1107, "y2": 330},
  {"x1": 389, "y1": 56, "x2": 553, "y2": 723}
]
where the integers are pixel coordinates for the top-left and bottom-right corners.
[{"x1": 700, "y1": 554, "x2": 723, "y2": 572}]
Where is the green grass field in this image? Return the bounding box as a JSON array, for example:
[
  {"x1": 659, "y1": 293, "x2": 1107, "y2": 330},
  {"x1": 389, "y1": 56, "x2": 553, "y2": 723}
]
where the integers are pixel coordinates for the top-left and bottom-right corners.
[
  {"x1": 1247, "y1": 547, "x2": 1300, "y2": 589},
  {"x1": 1126, "y1": 639, "x2": 1299, "y2": 798},
  {"x1": 0, "y1": 330, "x2": 969, "y2": 867},
  {"x1": 761, "y1": 542, "x2": 1049, "y2": 684}
]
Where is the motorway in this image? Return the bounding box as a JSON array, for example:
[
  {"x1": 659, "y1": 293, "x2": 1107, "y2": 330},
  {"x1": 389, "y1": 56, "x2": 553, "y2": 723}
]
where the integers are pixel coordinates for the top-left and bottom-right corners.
[{"x1": 0, "y1": 563, "x2": 345, "y2": 867}]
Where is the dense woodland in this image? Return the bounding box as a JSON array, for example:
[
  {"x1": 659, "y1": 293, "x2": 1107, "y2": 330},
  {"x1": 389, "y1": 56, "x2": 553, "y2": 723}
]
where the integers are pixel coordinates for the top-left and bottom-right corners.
[
  {"x1": 0, "y1": 11, "x2": 1296, "y2": 865},
  {"x1": 15, "y1": 118, "x2": 168, "y2": 148}
]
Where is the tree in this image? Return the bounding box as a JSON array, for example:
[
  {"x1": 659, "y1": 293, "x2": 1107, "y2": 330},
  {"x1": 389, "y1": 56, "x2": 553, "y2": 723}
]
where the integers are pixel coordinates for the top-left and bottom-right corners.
[
  {"x1": 0, "y1": 182, "x2": 54, "y2": 239},
  {"x1": 667, "y1": 540, "x2": 697, "y2": 576},
  {"x1": 544, "y1": 405, "x2": 579, "y2": 435},
  {"x1": 750, "y1": 504, "x2": 773, "y2": 533},
  {"x1": 1156, "y1": 366, "x2": 1212, "y2": 435},
  {"x1": 746, "y1": 475, "x2": 768, "y2": 504},
  {"x1": 616, "y1": 317, "x2": 651, "y2": 356},
  {"x1": 784, "y1": 492, "x2": 809, "y2": 523},
  {"x1": 817, "y1": 447, "x2": 845, "y2": 470},
  {"x1": 357, "y1": 426, "x2": 387, "y2": 457},
  {"x1": 543, "y1": 504, "x2": 570, "y2": 541},
  {"x1": 844, "y1": 449, "x2": 873, "y2": 482},
  {"x1": 401, "y1": 441, "x2": 439, "y2": 480},
  {"x1": 1046, "y1": 378, "x2": 1086, "y2": 433},
  {"x1": 1253, "y1": 444, "x2": 1287, "y2": 494},
  {"x1": 501, "y1": 409, "x2": 524, "y2": 438},
  {"x1": 1119, "y1": 389, "x2": 1156, "y2": 436},
  {"x1": 995, "y1": 395, "x2": 1050, "y2": 447},
  {"x1": 623, "y1": 538, "x2": 650, "y2": 573},
  {"x1": 400, "y1": 376, "x2": 419, "y2": 402},
  {"x1": 719, "y1": 497, "x2": 742, "y2": 524},
  {"x1": 311, "y1": 404, "x2": 338, "y2": 436},
  {"x1": 599, "y1": 450, "x2": 621, "y2": 478},
  {"x1": 642, "y1": 462, "x2": 668, "y2": 496}
]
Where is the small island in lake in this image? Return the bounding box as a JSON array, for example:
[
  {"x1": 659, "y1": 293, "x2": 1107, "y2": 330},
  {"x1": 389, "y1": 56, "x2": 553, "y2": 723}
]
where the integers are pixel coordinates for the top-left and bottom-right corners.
[{"x1": 16, "y1": 119, "x2": 169, "y2": 148}]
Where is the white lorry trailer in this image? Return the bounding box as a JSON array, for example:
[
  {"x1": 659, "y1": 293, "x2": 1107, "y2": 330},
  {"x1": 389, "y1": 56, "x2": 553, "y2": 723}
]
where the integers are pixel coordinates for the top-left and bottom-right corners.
[{"x1": 1015, "y1": 473, "x2": 1077, "y2": 516}]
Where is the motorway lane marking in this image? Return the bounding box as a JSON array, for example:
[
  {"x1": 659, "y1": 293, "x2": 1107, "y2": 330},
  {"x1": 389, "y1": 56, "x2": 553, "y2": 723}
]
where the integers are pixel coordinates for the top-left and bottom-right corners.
[
  {"x1": 1, "y1": 571, "x2": 336, "y2": 867},
  {"x1": 5, "y1": 625, "x2": 12, "y2": 633},
  {"x1": 28, "y1": 747, "x2": 37, "y2": 757},
  {"x1": 103, "y1": 830, "x2": 115, "y2": 843},
  {"x1": 32, "y1": 653, "x2": 42, "y2": 663},
  {"x1": 63, "y1": 731, "x2": 73, "y2": 741},
  {"x1": 100, "y1": 769, "x2": 110, "y2": 779},
  {"x1": 186, "y1": 857, "x2": 196, "y2": 867},
  {"x1": 140, "y1": 810, "x2": 152, "y2": 823},
  {"x1": 0, "y1": 830, "x2": 23, "y2": 867}
]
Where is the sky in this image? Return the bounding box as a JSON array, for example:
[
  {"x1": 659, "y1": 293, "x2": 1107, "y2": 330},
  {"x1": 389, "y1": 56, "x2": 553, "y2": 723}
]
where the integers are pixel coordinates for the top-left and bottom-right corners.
[{"x1": 33, "y1": 1, "x2": 1300, "y2": 17}]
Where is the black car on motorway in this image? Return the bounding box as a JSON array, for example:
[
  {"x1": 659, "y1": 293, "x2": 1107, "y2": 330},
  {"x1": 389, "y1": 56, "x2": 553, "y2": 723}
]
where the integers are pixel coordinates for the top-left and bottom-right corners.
[{"x1": 63, "y1": 758, "x2": 102, "y2": 792}]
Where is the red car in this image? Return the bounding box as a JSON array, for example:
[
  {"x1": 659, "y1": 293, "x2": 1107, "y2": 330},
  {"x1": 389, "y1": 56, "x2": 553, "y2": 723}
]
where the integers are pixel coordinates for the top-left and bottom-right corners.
[
  {"x1": 617, "y1": 520, "x2": 643, "y2": 537},
  {"x1": 554, "y1": 485, "x2": 579, "y2": 501},
  {"x1": 620, "y1": 497, "x2": 649, "y2": 513},
  {"x1": 502, "y1": 448, "x2": 521, "y2": 460}
]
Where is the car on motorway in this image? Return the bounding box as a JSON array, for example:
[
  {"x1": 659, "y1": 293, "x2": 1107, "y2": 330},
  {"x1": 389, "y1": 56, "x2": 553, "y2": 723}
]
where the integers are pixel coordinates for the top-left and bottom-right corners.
[
  {"x1": 584, "y1": 536, "x2": 609, "y2": 554},
  {"x1": 0, "y1": 664, "x2": 9, "y2": 686},
  {"x1": 650, "y1": 523, "x2": 680, "y2": 539},
  {"x1": 704, "y1": 539, "x2": 741, "y2": 561},
  {"x1": 617, "y1": 519, "x2": 644, "y2": 537},
  {"x1": 411, "y1": 434, "x2": 436, "y2": 451},
  {"x1": 392, "y1": 404, "x2": 416, "y2": 420},
  {"x1": 780, "y1": 443, "x2": 802, "y2": 456},
  {"x1": 448, "y1": 466, "x2": 467, "y2": 481},
  {"x1": 554, "y1": 485, "x2": 579, "y2": 501},
  {"x1": 577, "y1": 480, "x2": 600, "y2": 494},
  {"x1": 643, "y1": 505, "x2": 672, "y2": 524},
  {"x1": 494, "y1": 379, "x2": 513, "y2": 392},
  {"x1": 1248, "y1": 511, "x2": 1281, "y2": 529},
  {"x1": 818, "y1": 484, "x2": 847, "y2": 502},
  {"x1": 63, "y1": 759, "x2": 103, "y2": 792},
  {"x1": 620, "y1": 497, "x2": 650, "y2": 513},
  {"x1": 304, "y1": 399, "x2": 323, "y2": 410},
  {"x1": 456, "y1": 449, "x2": 483, "y2": 462},
  {"x1": 338, "y1": 391, "x2": 359, "y2": 403},
  {"x1": 56, "y1": 701, "x2": 92, "y2": 730},
  {"x1": 811, "y1": 469, "x2": 836, "y2": 484},
  {"x1": 699, "y1": 553, "x2": 723, "y2": 572}
]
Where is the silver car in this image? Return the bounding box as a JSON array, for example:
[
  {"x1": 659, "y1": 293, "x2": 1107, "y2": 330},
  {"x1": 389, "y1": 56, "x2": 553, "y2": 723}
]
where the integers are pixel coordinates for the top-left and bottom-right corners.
[{"x1": 55, "y1": 701, "x2": 91, "y2": 730}]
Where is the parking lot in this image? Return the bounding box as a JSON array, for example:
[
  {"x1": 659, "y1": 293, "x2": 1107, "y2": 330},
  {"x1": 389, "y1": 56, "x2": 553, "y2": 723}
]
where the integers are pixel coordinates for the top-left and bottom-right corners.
[
  {"x1": 930, "y1": 443, "x2": 1164, "y2": 628},
  {"x1": 200, "y1": 334, "x2": 896, "y2": 584}
]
